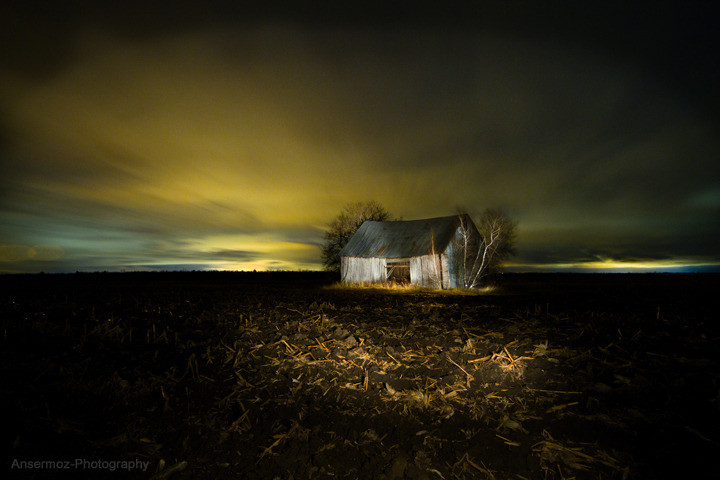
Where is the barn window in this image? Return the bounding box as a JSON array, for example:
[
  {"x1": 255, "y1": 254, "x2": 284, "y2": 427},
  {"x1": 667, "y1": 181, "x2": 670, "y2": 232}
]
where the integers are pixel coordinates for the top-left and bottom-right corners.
[{"x1": 386, "y1": 260, "x2": 410, "y2": 283}]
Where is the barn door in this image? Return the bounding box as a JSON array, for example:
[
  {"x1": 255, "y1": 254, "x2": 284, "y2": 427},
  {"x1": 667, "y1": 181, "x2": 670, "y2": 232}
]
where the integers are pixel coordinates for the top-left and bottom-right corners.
[{"x1": 386, "y1": 260, "x2": 410, "y2": 284}]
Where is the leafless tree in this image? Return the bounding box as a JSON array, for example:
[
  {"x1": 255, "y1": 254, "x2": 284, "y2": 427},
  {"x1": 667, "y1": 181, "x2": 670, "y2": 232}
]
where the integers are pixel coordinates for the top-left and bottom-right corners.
[
  {"x1": 454, "y1": 209, "x2": 517, "y2": 288},
  {"x1": 321, "y1": 201, "x2": 392, "y2": 272}
]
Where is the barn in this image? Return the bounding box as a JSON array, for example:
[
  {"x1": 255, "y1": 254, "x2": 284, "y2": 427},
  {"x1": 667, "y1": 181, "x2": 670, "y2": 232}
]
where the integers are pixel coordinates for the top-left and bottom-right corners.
[{"x1": 339, "y1": 215, "x2": 480, "y2": 289}]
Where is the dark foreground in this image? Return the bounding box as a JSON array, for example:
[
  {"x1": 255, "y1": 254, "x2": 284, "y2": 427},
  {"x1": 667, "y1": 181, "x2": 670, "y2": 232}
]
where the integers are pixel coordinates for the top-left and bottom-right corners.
[{"x1": 2, "y1": 272, "x2": 719, "y2": 479}]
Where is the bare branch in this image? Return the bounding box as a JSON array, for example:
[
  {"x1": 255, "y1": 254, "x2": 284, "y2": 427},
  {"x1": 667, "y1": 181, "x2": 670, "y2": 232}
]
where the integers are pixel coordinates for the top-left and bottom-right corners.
[{"x1": 454, "y1": 208, "x2": 517, "y2": 288}]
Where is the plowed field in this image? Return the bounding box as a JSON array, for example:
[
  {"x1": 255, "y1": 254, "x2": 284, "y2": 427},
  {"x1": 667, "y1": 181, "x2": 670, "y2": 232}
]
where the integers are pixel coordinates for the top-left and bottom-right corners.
[{"x1": 2, "y1": 273, "x2": 719, "y2": 479}]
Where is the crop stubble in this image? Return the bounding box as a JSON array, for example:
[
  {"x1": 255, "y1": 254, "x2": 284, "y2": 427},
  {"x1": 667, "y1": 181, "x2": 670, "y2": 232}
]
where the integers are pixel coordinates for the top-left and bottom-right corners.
[{"x1": 1, "y1": 273, "x2": 719, "y2": 479}]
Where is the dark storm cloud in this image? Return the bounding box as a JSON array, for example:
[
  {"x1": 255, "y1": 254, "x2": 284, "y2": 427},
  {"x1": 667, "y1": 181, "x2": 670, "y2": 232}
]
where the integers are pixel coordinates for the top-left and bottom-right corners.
[
  {"x1": 517, "y1": 217, "x2": 720, "y2": 268},
  {"x1": 4, "y1": 1, "x2": 719, "y2": 100},
  {"x1": 200, "y1": 249, "x2": 260, "y2": 261}
]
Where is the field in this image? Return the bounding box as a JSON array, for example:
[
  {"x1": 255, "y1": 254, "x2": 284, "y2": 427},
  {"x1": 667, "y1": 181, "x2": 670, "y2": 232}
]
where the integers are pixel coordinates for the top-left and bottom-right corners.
[{"x1": 2, "y1": 272, "x2": 719, "y2": 479}]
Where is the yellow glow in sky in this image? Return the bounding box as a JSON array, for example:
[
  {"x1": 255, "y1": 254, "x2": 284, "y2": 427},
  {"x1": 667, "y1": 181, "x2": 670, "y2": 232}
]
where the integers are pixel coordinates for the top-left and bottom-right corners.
[
  {"x1": 506, "y1": 258, "x2": 720, "y2": 272},
  {"x1": 1, "y1": 25, "x2": 718, "y2": 273}
]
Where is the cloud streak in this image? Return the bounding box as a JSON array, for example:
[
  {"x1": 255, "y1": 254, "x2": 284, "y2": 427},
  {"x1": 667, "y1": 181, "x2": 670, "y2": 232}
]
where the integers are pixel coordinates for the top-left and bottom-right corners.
[{"x1": 1, "y1": 8, "x2": 719, "y2": 272}]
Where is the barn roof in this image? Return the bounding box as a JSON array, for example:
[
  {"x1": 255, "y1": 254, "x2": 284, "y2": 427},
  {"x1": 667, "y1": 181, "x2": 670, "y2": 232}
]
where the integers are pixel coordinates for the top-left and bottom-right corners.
[{"x1": 339, "y1": 215, "x2": 475, "y2": 258}]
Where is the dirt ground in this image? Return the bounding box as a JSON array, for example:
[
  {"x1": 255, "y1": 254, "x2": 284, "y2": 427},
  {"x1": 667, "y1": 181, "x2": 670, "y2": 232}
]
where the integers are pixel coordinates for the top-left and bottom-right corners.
[{"x1": 2, "y1": 272, "x2": 719, "y2": 479}]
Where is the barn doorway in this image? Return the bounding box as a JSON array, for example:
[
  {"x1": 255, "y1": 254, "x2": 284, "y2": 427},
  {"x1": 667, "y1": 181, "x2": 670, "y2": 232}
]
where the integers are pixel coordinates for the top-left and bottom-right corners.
[{"x1": 386, "y1": 260, "x2": 410, "y2": 284}]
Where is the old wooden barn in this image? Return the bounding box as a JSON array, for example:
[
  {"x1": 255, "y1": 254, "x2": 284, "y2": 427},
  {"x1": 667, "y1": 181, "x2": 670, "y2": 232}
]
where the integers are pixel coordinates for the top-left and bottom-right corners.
[{"x1": 339, "y1": 215, "x2": 479, "y2": 289}]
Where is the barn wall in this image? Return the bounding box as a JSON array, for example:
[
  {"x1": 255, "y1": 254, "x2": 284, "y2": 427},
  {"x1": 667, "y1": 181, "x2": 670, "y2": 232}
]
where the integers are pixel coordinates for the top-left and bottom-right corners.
[
  {"x1": 441, "y1": 253, "x2": 450, "y2": 289},
  {"x1": 444, "y1": 241, "x2": 459, "y2": 288},
  {"x1": 443, "y1": 225, "x2": 482, "y2": 288},
  {"x1": 341, "y1": 256, "x2": 386, "y2": 284},
  {"x1": 342, "y1": 253, "x2": 454, "y2": 288},
  {"x1": 410, "y1": 254, "x2": 447, "y2": 288}
]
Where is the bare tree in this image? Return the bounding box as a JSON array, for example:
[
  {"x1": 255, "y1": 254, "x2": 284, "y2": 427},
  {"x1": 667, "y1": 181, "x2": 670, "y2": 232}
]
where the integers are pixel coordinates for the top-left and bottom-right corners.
[
  {"x1": 454, "y1": 208, "x2": 517, "y2": 288},
  {"x1": 321, "y1": 201, "x2": 392, "y2": 272}
]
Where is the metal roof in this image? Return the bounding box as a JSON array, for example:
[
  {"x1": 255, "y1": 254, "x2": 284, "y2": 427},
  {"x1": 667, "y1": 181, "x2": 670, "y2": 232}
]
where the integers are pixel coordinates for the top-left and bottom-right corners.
[{"x1": 339, "y1": 215, "x2": 475, "y2": 258}]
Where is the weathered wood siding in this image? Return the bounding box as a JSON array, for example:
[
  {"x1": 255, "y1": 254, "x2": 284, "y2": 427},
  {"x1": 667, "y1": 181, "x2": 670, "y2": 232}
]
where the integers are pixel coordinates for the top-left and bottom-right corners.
[
  {"x1": 409, "y1": 254, "x2": 449, "y2": 288},
  {"x1": 341, "y1": 256, "x2": 386, "y2": 284},
  {"x1": 343, "y1": 241, "x2": 463, "y2": 289},
  {"x1": 342, "y1": 253, "x2": 456, "y2": 288},
  {"x1": 441, "y1": 252, "x2": 450, "y2": 289}
]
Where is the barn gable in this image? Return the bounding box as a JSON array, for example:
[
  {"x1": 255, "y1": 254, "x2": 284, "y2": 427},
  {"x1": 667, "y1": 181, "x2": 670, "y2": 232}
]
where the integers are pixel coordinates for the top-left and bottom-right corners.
[{"x1": 339, "y1": 215, "x2": 478, "y2": 288}]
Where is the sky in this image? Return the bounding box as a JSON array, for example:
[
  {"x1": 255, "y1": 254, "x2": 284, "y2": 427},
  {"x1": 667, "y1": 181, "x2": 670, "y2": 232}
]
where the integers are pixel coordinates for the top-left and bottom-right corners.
[{"x1": 1, "y1": 1, "x2": 719, "y2": 273}]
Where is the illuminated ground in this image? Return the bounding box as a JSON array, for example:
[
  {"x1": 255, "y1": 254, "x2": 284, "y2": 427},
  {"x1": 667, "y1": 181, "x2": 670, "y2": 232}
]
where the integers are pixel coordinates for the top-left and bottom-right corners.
[{"x1": 2, "y1": 273, "x2": 719, "y2": 479}]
